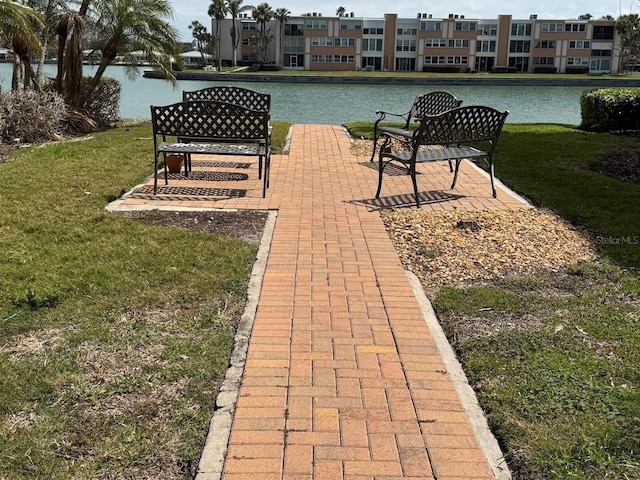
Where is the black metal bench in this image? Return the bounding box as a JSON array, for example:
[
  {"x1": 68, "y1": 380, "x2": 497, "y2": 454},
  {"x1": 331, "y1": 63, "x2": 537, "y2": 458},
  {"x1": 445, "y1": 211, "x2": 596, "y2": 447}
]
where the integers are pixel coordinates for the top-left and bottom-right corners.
[
  {"x1": 370, "y1": 91, "x2": 462, "y2": 162},
  {"x1": 150, "y1": 100, "x2": 271, "y2": 197},
  {"x1": 182, "y1": 85, "x2": 271, "y2": 112},
  {"x1": 375, "y1": 105, "x2": 509, "y2": 207}
]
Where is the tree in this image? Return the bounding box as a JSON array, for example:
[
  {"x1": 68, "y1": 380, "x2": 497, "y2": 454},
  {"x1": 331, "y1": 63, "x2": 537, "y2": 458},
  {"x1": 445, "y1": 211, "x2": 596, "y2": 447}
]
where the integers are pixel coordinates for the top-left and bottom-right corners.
[
  {"x1": 208, "y1": 0, "x2": 227, "y2": 71},
  {"x1": 336, "y1": 6, "x2": 346, "y2": 17},
  {"x1": 251, "y1": 2, "x2": 272, "y2": 62},
  {"x1": 79, "y1": 0, "x2": 181, "y2": 107},
  {"x1": 26, "y1": 0, "x2": 68, "y2": 85},
  {"x1": 226, "y1": 0, "x2": 254, "y2": 66},
  {"x1": 273, "y1": 7, "x2": 290, "y2": 66},
  {"x1": 189, "y1": 20, "x2": 212, "y2": 66},
  {"x1": 0, "y1": 0, "x2": 44, "y2": 90},
  {"x1": 617, "y1": 14, "x2": 640, "y2": 73}
]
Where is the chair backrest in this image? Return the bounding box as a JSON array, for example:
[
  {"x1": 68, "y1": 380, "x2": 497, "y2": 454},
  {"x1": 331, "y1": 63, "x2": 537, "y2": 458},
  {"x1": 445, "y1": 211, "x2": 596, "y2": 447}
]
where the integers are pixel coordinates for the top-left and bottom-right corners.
[
  {"x1": 182, "y1": 86, "x2": 271, "y2": 112},
  {"x1": 415, "y1": 105, "x2": 509, "y2": 146},
  {"x1": 151, "y1": 100, "x2": 269, "y2": 141},
  {"x1": 411, "y1": 91, "x2": 463, "y2": 119}
]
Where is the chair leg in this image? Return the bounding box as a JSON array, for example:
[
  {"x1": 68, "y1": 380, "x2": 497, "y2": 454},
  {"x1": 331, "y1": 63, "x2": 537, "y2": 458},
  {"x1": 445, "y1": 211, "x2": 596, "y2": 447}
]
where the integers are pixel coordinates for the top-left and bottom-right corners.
[
  {"x1": 375, "y1": 155, "x2": 385, "y2": 199},
  {"x1": 153, "y1": 154, "x2": 159, "y2": 194},
  {"x1": 163, "y1": 153, "x2": 169, "y2": 186}
]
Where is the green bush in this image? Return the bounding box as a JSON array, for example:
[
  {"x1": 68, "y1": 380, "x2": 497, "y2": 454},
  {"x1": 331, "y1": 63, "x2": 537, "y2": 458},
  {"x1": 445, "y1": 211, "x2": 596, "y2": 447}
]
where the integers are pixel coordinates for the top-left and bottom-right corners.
[
  {"x1": 0, "y1": 89, "x2": 66, "y2": 143},
  {"x1": 84, "y1": 76, "x2": 121, "y2": 126},
  {"x1": 580, "y1": 88, "x2": 640, "y2": 131}
]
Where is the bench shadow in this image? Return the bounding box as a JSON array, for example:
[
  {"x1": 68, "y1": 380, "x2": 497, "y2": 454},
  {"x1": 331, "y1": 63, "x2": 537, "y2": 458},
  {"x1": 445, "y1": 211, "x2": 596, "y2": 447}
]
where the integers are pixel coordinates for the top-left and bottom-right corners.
[
  {"x1": 133, "y1": 185, "x2": 247, "y2": 199},
  {"x1": 349, "y1": 190, "x2": 464, "y2": 210},
  {"x1": 359, "y1": 161, "x2": 420, "y2": 176},
  {"x1": 166, "y1": 171, "x2": 250, "y2": 181}
]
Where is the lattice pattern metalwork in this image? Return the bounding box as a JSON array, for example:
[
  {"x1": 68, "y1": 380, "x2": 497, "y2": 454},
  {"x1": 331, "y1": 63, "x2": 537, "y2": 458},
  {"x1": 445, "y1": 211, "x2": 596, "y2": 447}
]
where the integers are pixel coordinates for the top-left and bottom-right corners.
[
  {"x1": 134, "y1": 185, "x2": 246, "y2": 198},
  {"x1": 376, "y1": 105, "x2": 509, "y2": 207},
  {"x1": 151, "y1": 101, "x2": 269, "y2": 140},
  {"x1": 191, "y1": 161, "x2": 251, "y2": 169},
  {"x1": 370, "y1": 91, "x2": 463, "y2": 161},
  {"x1": 165, "y1": 171, "x2": 249, "y2": 181},
  {"x1": 150, "y1": 100, "x2": 271, "y2": 198},
  {"x1": 183, "y1": 86, "x2": 271, "y2": 112}
]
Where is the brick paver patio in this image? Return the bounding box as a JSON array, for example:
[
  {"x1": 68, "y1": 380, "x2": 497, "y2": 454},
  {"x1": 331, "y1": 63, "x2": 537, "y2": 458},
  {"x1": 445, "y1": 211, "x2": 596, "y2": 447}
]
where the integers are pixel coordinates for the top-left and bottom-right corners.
[{"x1": 111, "y1": 125, "x2": 525, "y2": 479}]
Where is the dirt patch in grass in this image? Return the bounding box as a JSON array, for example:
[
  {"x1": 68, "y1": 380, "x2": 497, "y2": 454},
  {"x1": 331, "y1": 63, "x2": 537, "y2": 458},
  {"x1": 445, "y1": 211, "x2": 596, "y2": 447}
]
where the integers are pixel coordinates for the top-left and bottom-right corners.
[
  {"x1": 121, "y1": 209, "x2": 269, "y2": 247},
  {"x1": 591, "y1": 149, "x2": 640, "y2": 184}
]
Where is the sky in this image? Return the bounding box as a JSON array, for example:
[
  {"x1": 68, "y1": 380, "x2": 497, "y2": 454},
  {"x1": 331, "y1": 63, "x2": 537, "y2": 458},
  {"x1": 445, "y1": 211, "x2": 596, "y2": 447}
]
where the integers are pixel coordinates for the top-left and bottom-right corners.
[{"x1": 170, "y1": 0, "x2": 633, "y2": 41}]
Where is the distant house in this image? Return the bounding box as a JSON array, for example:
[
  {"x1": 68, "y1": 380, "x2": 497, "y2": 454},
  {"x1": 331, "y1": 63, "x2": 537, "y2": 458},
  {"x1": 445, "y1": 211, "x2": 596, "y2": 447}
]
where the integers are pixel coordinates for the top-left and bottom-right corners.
[
  {"x1": 0, "y1": 48, "x2": 11, "y2": 61},
  {"x1": 180, "y1": 50, "x2": 213, "y2": 68}
]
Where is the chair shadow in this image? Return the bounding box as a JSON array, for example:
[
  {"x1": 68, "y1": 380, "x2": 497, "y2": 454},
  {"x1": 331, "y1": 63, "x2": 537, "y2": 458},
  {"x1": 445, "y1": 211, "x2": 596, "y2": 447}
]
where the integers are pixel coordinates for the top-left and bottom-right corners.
[
  {"x1": 349, "y1": 190, "x2": 464, "y2": 210},
  {"x1": 166, "y1": 171, "x2": 249, "y2": 181}
]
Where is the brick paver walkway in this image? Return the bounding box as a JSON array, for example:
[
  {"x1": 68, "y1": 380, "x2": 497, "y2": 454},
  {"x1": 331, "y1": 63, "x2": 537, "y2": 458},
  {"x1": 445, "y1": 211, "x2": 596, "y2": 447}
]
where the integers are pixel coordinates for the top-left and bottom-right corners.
[{"x1": 111, "y1": 125, "x2": 525, "y2": 479}]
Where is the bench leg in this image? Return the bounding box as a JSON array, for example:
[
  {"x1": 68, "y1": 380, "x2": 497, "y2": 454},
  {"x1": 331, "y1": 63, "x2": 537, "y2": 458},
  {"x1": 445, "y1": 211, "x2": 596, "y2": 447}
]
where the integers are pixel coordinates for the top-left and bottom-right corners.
[
  {"x1": 489, "y1": 160, "x2": 497, "y2": 198},
  {"x1": 450, "y1": 159, "x2": 463, "y2": 190},
  {"x1": 258, "y1": 155, "x2": 263, "y2": 180},
  {"x1": 411, "y1": 165, "x2": 420, "y2": 208}
]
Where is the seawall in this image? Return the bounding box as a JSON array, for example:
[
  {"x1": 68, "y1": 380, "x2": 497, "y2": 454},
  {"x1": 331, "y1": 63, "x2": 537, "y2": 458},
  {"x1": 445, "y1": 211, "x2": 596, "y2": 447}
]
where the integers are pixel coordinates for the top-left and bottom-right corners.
[{"x1": 142, "y1": 70, "x2": 640, "y2": 87}]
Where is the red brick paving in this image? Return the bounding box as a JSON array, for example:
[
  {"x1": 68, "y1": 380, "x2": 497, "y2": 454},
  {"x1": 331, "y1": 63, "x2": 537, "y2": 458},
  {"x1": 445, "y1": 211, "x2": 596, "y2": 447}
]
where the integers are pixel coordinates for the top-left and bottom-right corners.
[{"x1": 114, "y1": 125, "x2": 525, "y2": 479}]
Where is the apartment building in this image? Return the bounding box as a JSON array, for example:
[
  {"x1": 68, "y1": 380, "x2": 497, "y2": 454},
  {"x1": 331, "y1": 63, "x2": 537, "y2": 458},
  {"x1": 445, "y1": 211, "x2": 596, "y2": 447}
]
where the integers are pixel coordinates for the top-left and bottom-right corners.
[{"x1": 212, "y1": 11, "x2": 620, "y2": 74}]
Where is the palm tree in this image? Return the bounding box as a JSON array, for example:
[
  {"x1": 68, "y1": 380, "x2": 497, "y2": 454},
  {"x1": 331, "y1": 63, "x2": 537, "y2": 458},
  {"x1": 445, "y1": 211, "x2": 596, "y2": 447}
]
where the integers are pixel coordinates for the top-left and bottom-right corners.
[
  {"x1": 189, "y1": 20, "x2": 211, "y2": 67},
  {"x1": 26, "y1": 0, "x2": 68, "y2": 85},
  {"x1": 252, "y1": 2, "x2": 272, "y2": 62},
  {"x1": 80, "y1": 0, "x2": 181, "y2": 106},
  {"x1": 336, "y1": 6, "x2": 346, "y2": 17},
  {"x1": 208, "y1": 0, "x2": 227, "y2": 71},
  {"x1": 0, "y1": 0, "x2": 44, "y2": 90},
  {"x1": 226, "y1": 0, "x2": 254, "y2": 66},
  {"x1": 273, "y1": 7, "x2": 290, "y2": 66}
]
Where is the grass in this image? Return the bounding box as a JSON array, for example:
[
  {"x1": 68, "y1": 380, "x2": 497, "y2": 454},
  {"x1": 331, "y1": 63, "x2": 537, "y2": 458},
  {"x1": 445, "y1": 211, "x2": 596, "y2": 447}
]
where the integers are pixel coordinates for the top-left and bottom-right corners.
[
  {"x1": 344, "y1": 121, "x2": 640, "y2": 479},
  {"x1": 0, "y1": 121, "x2": 289, "y2": 478}
]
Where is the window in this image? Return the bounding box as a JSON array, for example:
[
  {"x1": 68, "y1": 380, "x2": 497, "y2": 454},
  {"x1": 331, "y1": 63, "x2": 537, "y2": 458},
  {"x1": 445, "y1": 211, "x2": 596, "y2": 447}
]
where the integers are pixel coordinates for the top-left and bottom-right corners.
[
  {"x1": 569, "y1": 40, "x2": 590, "y2": 48},
  {"x1": 363, "y1": 27, "x2": 384, "y2": 34},
  {"x1": 340, "y1": 19, "x2": 362, "y2": 30},
  {"x1": 478, "y1": 23, "x2": 497, "y2": 36},
  {"x1": 591, "y1": 49, "x2": 611, "y2": 57},
  {"x1": 424, "y1": 56, "x2": 446, "y2": 64},
  {"x1": 284, "y1": 24, "x2": 304, "y2": 36},
  {"x1": 362, "y1": 38, "x2": 382, "y2": 51},
  {"x1": 565, "y1": 23, "x2": 586, "y2": 32},
  {"x1": 395, "y1": 39, "x2": 416, "y2": 52},
  {"x1": 448, "y1": 39, "x2": 469, "y2": 48},
  {"x1": 511, "y1": 23, "x2": 531, "y2": 36},
  {"x1": 397, "y1": 27, "x2": 417, "y2": 35},
  {"x1": 333, "y1": 54, "x2": 354, "y2": 63},
  {"x1": 476, "y1": 40, "x2": 496, "y2": 53},
  {"x1": 535, "y1": 40, "x2": 555, "y2": 49},
  {"x1": 334, "y1": 37, "x2": 355, "y2": 47},
  {"x1": 446, "y1": 56, "x2": 468, "y2": 64},
  {"x1": 311, "y1": 37, "x2": 332, "y2": 46},
  {"x1": 425, "y1": 39, "x2": 447, "y2": 48},
  {"x1": 242, "y1": 22, "x2": 257, "y2": 30},
  {"x1": 455, "y1": 21, "x2": 477, "y2": 31},
  {"x1": 509, "y1": 40, "x2": 530, "y2": 53},
  {"x1": 533, "y1": 57, "x2": 554, "y2": 65},
  {"x1": 420, "y1": 21, "x2": 442, "y2": 31},
  {"x1": 508, "y1": 56, "x2": 529, "y2": 71},
  {"x1": 568, "y1": 57, "x2": 589, "y2": 65},
  {"x1": 541, "y1": 23, "x2": 563, "y2": 32},
  {"x1": 306, "y1": 19, "x2": 328, "y2": 29},
  {"x1": 593, "y1": 25, "x2": 614, "y2": 39},
  {"x1": 311, "y1": 54, "x2": 332, "y2": 63}
]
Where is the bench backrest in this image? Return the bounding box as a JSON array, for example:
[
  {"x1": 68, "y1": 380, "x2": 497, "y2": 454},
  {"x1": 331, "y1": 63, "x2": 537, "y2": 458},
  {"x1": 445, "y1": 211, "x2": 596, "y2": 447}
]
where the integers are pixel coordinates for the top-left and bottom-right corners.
[
  {"x1": 182, "y1": 86, "x2": 271, "y2": 112},
  {"x1": 414, "y1": 105, "x2": 509, "y2": 146},
  {"x1": 411, "y1": 91, "x2": 463, "y2": 120},
  {"x1": 151, "y1": 100, "x2": 269, "y2": 141}
]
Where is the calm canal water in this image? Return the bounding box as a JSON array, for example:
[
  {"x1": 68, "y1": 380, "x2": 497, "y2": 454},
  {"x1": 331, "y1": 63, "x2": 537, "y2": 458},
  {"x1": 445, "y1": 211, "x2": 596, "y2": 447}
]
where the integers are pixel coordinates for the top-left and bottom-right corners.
[{"x1": 0, "y1": 63, "x2": 594, "y2": 125}]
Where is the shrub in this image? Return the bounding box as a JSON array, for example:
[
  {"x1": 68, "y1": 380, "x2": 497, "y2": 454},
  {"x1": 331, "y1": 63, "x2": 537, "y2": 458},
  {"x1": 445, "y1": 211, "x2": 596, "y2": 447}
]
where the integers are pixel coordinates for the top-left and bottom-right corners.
[
  {"x1": 491, "y1": 66, "x2": 518, "y2": 73},
  {"x1": 0, "y1": 89, "x2": 66, "y2": 144},
  {"x1": 580, "y1": 88, "x2": 640, "y2": 131},
  {"x1": 83, "y1": 76, "x2": 121, "y2": 126}
]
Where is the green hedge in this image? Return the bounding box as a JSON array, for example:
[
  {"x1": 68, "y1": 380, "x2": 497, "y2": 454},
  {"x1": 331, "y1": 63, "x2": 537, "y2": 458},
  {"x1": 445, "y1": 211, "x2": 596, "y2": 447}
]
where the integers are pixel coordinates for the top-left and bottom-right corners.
[{"x1": 580, "y1": 88, "x2": 640, "y2": 131}]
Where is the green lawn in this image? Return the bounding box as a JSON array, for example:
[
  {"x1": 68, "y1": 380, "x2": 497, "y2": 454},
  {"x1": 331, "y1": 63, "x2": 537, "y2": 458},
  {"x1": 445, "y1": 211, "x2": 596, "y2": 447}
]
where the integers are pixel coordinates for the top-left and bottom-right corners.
[{"x1": 0, "y1": 121, "x2": 289, "y2": 479}]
